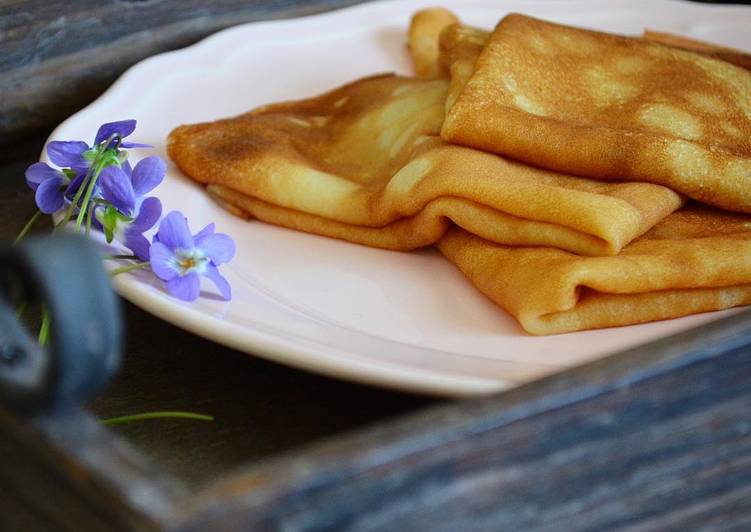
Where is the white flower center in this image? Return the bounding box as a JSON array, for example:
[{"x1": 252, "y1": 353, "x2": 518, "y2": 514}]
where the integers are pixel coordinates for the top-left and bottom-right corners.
[{"x1": 174, "y1": 248, "x2": 208, "y2": 275}]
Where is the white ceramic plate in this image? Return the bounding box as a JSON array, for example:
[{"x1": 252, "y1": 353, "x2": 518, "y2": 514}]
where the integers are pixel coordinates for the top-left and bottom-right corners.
[{"x1": 46, "y1": 0, "x2": 751, "y2": 397}]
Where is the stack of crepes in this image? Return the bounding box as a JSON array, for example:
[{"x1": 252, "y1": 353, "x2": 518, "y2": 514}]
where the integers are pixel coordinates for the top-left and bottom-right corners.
[{"x1": 168, "y1": 7, "x2": 751, "y2": 335}]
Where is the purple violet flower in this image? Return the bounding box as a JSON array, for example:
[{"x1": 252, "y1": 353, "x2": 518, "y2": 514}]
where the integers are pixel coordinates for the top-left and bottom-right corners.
[
  {"x1": 24, "y1": 162, "x2": 72, "y2": 214},
  {"x1": 25, "y1": 119, "x2": 150, "y2": 215},
  {"x1": 100, "y1": 156, "x2": 165, "y2": 212},
  {"x1": 97, "y1": 156, "x2": 166, "y2": 259},
  {"x1": 47, "y1": 140, "x2": 91, "y2": 174},
  {"x1": 149, "y1": 211, "x2": 236, "y2": 302},
  {"x1": 94, "y1": 119, "x2": 151, "y2": 149}
]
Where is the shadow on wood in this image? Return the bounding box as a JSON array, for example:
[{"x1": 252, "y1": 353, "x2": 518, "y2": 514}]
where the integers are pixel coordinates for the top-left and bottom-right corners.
[
  {"x1": 0, "y1": 0, "x2": 370, "y2": 146},
  {"x1": 3, "y1": 307, "x2": 750, "y2": 530}
]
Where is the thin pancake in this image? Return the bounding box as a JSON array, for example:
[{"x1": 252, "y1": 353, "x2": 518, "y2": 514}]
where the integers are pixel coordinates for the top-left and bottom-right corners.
[
  {"x1": 407, "y1": 7, "x2": 459, "y2": 78},
  {"x1": 442, "y1": 14, "x2": 751, "y2": 212},
  {"x1": 642, "y1": 30, "x2": 751, "y2": 71},
  {"x1": 169, "y1": 74, "x2": 682, "y2": 256},
  {"x1": 438, "y1": 204, "x2": 751, "y2": 335},
  {"x1": 408, "y1": 9, "x2": 751, "y2": 77},
  {"x1": 438, "y1": 23, "x2": 490, "y2": 114}
]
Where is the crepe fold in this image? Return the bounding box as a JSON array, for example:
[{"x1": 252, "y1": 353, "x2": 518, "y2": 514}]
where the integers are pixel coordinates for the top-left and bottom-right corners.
[
  {"x1": 407, "y1": 7, "x2": 459, "y2": 79},
  {"x1": 169, "y1": 74, "x2": 681, "y2": 256},
  {"x1": 442, "y1": 14, "x2": 751, "y2": 213},
  {"x1": 407, "y1": 9, "x2": 751, "y2": 79},
  {"x1": 438, "y1": 204, "x2": 751, "y2": 335},
  {"x1": 642, "y1": 30, "x2": 751, "y2": 72}
]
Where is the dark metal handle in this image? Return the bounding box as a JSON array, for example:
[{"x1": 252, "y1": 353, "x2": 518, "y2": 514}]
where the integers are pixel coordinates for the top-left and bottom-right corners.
[{"x1": 0, "y1": 235, "x2": 122, "y2": 413}]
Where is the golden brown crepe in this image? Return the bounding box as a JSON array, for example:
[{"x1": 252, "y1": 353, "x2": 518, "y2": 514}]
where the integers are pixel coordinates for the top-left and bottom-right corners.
[
  {"x1": 408, "y1": 8, "x2": 751, "y2": 77},
  {"x1": 643, "y1": 30, "x2": 751, "y2": 71},
  {"x1": 169, "y1": 74, "x2": 682, "y2": 256},
  {"x1": 438, "y1": 204, "x2": 751, "y2": 335},
  {"x1": 408, "y1": 10, "x2": 751, "y2": 83},
  {"x1": 407, "y1": 7, "x2": 459, "y2": 78},
  {"x1": 441, "y1": 14, "x2": 751, "y2": 213},
  {"x1": 437, "y1": 23, "x2": 490, "y2": 115}
]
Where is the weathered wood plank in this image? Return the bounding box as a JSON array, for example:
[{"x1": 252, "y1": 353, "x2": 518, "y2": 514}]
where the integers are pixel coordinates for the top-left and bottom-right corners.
[
  {"x1": 5, "y1": 301, "x2": 751, "y2": 531},
  {"x1": 0, "y1": 0, "x2": 370, "y2": 145},
  {"x1": 0, "y1": 404, "x2": 183, "y2": 531},
  {"x1": 175, "y1": 310, "x2": 751, "y2": 531}
]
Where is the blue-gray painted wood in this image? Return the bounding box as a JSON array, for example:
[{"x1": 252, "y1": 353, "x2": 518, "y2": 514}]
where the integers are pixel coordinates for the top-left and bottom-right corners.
[
  {"x1": 4, "y1": 306, "x2": 751, "y2": 531},
  {"x1": 0, "y1": 0, "x2": 371, "y2": 145},
  {"x1": 176, "y1": 310, "x2": 751, "y2": 531}
]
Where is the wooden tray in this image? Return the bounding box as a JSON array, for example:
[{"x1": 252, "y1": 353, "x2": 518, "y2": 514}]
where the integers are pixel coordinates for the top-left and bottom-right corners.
[
  {"x1": 2, "y1": 1, "x2": 751, "y2": 530},
  {"x1": 2, "y1": 299, "x2": 750, "y2": 530}
]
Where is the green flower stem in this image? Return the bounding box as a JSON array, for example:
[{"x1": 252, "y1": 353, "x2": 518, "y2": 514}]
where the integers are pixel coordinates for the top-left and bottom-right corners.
[
  {"x1": 56, "y1": 134, "x2": 121, "y2": 234},
  {"x1": 85, "y1": 202, "x2": 94, "y2": 237},
  {"x1": 74, "y1": 160, "x2": 106, "y2": 230},
  {"x1": 109, "y1": 261, "x2": 150, "y2": 276},
  {"x1": 102, "y1": 411, "x2": 214, "y2": 426},
  {"x1": 14, "y1": 210, "x2": 43, "y2": 245},
  {"x1": 38, "y1": 306, "x2": 50, "y2": 346},
  {"x1": 55, "y1": 164, "x2": 96, "y2": 233},
  {"x1": 103, "y1": 254, "x2": 139, "y2": 260}
]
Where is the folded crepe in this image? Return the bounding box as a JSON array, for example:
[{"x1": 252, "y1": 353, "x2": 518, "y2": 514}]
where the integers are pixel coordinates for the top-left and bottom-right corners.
[
  {"x1": 437, "y1": 23, "x2": 490, "y2": 115},
  {"x1": 441, "y1": 14, "x2": 751, "y2": 213},
  {"x1": 642, "y1": 30, "x2": 751, "y2": 72},
  {"x1": 409, "y1": 11, "x2": 751, "y2": 109},
  {"x1": 438, "y1": 204, "x2": 751, "y2": 335},
  {"x1": 407, "y1": 7, "x2": 459, "y2": 78},
  {"x1": 407, "y1": 8, "x2": 751, "y2": 76},
  {"x1": 169, "y1": 74, "x2": 681, "y2": 256}
]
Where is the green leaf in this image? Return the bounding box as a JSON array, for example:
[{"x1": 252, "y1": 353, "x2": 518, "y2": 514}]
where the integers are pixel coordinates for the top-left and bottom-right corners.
[
  {"x1": 62, "y1": 168, "x2": 77, "y2": 179},
  {"x1": 102, "y1": 204, "x2": 118, "y2": 232},
  {"x1": 100, "y1": 148, "x2": 121, "y2": 166},
  {"x1": 102, "y1": 411, "x2": 214, "y2": 426}
]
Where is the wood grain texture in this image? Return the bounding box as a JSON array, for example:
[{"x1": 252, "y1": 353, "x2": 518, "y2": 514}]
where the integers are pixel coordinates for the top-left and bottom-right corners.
[
  {"x1": 0, "y1": 0, "x2": 370, "y2": 145},
  {"x1": 176, "y1": 310, "x2": 751, "y2": 531},
  {"x1": 0, "y1": 404, "x2": 182, "y2": 531}
]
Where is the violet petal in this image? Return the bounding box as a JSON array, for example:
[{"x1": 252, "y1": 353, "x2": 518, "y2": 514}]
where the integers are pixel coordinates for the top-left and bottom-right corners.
[
  {"x1": 131, "y1": 156, "x2": 166, "y2": 196},
  {"x1": 95, "y1": 119, "x2": 137, "y2": 146},
  {"x1": 204, "y1": 264, "x2": 232, "y2": 301},
  {"x1": 120, "y1": 141, "x2": 152, "y2": 149},
  {"x1": 124, "y1": 231, "x2": 151, "y2": 261},
  {"x1": 70, "y1": 160, "x2": 92, "y2": 175},
  {"x1": 65, "y1": 172, "x2": 87, "y2": 199},
  {"x1": 196, "y1": 233, "x2": 235, "y2": 265},
  {"x1": 165, "y1": 273, "x2": 201, "y2": 301},
  {"x1": 156, "y1": 211, "x2": 193, "y2": 250},
  {"x1": 47, "y1": 141, "x2": 89, "y2": 168},
  {"x1": 35, "y1": 176, "x2": 66, "y2": 214},
  {"x1": 25, "y1": 162, "x2": 61, "y2": 191},
  {"x1": 131, "y1": 196, "x2": 162, "y2": 232},
  {"x1": 149, "y1": 241, "x2": 179, "y2": 281},
  {"x1": 121, "y1": 159, "x2": 133, "y2": 178},
  {"x1": 192, "y1": 223, "x2": 215, "y2": 241},
  {"x1": 100, "y1": 166, "x2": 136, "y2": 214}
]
